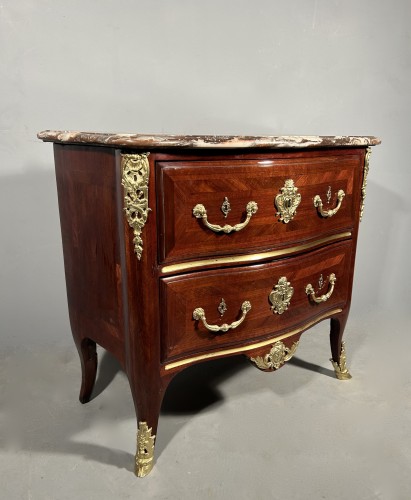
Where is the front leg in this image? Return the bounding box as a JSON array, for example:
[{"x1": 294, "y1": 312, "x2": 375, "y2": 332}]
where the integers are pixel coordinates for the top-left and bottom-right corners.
[
  {"x1": 130, "y1": 373, "x2": 173, "y2": 477},
  {"x1": 330, "y1": 311, "x2": 352, "y2": 380},
  {"x1": 136, "y1": 421, "x2": 157, "y2": 477}
]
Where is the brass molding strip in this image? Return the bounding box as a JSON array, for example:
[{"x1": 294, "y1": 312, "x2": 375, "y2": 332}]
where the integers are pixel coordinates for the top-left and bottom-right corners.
[
  {"x1": 161, "y1": 232, "x2": 352, "y2": 274},
  {"x1": 164, "y1": 307, "x2": 343, "y2": 371}
]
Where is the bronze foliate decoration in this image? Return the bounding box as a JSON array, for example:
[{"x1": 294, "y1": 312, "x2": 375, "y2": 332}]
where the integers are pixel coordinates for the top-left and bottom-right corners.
[
  {"x1": 251, "y1": 340, "x2": 299, "y2": 371},
  {"x1": 275, "y1": 179, "x2": 301, "y2": 223},
  {"x1": 269, "y1": 277, "x2": 294, "y2": 315},
  {"x1": 360, "y1": 147, "x2": 371, "y2": 222},
  {"x1": 122, "y1": 153, "x2": 151, "y2": 260},
  {"x1": 135, "y1": 421, "x2": 156, "y2": 477},
  {"x1": 330, "y1": 341, "x2": 352, "y2": 380}
]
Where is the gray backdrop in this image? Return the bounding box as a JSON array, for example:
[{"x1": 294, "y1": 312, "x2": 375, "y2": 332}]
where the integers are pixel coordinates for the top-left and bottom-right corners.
[
  {"x1": 1, "y1": 0, "x2": 410, "y2": 497},
  {"x1": 1, "y1": 0, "x2": 409, "y2": 342}
]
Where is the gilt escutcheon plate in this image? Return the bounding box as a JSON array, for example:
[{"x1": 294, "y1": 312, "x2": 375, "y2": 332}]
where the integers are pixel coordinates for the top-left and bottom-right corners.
[
  {"x1": 275, "y1": 179, "x2": 301, "y2": 223},
  {"x1": 269, "y1": 277, "x2": 294, "y2": 315}
]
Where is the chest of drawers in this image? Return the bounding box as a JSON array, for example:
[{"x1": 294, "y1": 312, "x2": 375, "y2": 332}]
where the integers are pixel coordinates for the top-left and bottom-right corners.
[{"x1": 38, "y1": 131, "x2": 380, "y2": 476}]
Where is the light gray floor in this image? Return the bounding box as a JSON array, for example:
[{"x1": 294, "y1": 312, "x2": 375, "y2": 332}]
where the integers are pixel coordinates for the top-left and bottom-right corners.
[{"x1": 1, "y1": 308, "x2": 410, "y2": 500}]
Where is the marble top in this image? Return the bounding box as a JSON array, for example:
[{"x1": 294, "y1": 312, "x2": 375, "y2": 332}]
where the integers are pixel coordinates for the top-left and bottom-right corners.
[{"x1": 37, "y1": 130, "x2": 381, "y2": 149}]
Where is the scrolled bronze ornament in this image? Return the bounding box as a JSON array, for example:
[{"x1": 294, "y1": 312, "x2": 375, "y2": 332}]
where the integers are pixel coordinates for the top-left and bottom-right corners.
[
  {"x1": 269, "y1": 277, "x2": 294, "y2": 315},
  {"x1": 122, "y1": 153, "x2": 151, "y2": 260},
  {"x1": 251, "y1": 340, "x2": 299, "y2": 371},
  {"x1": 135, "y1": 421, "x2": 156, "y2": 477},
  {"x1": 330, "y1": 341, "x2": 352, "y2": 380},
  {"x1": 275, "y1": 179, "x2": 301, "y2": 223},
  {"x1": 360, "y1": 147, "x2": 371, "y2": 221}
]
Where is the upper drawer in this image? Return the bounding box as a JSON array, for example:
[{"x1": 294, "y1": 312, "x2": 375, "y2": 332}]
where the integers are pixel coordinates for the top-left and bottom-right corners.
[{"x1": 157, "y1": 150, "x2": 363, "y2": 265}]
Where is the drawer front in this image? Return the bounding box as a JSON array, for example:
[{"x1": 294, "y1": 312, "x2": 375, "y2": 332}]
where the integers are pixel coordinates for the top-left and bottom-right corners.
[
  {"x1": 160, "y1": 241, "x2": 353, "y2": 363},
  {"x1": 157, "y1": 150, "x2": 363, "y2": 265}
]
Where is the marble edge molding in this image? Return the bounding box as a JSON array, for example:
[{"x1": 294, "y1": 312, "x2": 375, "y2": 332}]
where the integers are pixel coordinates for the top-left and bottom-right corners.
[{"x1": 37, "y1": 130, "x2": 381, "y2": 149}]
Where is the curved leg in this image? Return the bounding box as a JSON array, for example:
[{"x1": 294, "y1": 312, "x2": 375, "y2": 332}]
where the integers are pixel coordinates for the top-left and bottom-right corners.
[
  {"x1": 75, "y1": 337, "x2": 98, "y2": 403},
  {"x1": 130, "y1": 373, "x2": 174, "y2": 477},
  {"x1": 330, "y1": 310, "x2": 352, "y2": 380},
  {"x1": 134, "y1": 388, "x2": 163, "y2": 478}
]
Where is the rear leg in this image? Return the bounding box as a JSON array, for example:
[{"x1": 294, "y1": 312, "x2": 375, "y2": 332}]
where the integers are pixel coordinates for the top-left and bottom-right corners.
[{"x1": 75, "y1": 338, "x2": 98, "y2": 403}]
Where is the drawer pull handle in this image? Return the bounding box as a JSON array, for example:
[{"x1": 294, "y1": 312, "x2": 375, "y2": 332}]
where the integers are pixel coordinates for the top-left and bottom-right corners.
[
  {"x1": 305, "y1": 273, "x2": 336, "y2": 303},
  {"x1": 193, "y1": 301, "x2": 252, "y2": 333},
  {"x1": 314, "y1": 190, "x2": 345, "y2": 218},
  {"x1": 193, "y1": 201, "x2": 258, "y2": 233}
]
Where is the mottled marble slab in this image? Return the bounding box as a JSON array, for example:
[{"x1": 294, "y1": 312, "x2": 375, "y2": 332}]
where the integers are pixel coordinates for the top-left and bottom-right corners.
[{"x1": 37, "y1": 130, "x2": 381, "y2": 149}]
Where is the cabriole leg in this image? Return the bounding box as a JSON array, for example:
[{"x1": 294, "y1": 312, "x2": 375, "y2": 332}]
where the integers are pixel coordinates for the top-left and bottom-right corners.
[
  {"x1": 131, "y1": 381, "x2": 162, "y2": 477},
  {"x1": 130, "y1": 374, "x2": 173, "y2": 477},
  {"x1": 76, "y1": 337, "x2": 98, "y2": 403},
  {"x1": 330, "y1": 312, "x2": 352, "y2": 380},
  {"x1": 136, "y1": 421, "x2": 156, "y2": 477}
]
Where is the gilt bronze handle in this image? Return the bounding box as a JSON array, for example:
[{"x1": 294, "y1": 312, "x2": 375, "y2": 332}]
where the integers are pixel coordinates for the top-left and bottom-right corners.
[
  {"x1": 305, "y1": 273, "x2": 336, "y2": 303},
  {"x1": 314, "y1": 190, "x2": 345, "y2": 218},
  {"x1": 193, "y1": 301, "x2": 252, "y2": 333},
  {"x1": 193, "y1": 201, "x2": 258, "y2": 233}
]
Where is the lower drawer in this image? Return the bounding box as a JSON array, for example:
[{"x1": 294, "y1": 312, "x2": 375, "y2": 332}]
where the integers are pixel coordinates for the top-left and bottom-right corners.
[{"x1": 160, "y1": 241, "x2": 353, "y2": 363}]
